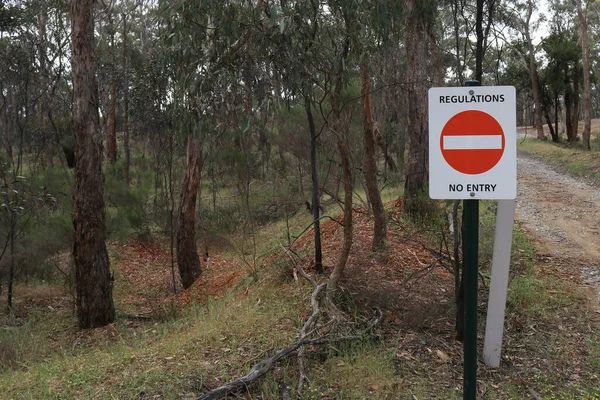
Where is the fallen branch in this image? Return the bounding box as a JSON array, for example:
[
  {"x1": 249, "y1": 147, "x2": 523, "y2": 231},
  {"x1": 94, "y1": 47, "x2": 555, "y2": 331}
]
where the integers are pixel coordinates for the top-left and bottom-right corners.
[
  {"x1": 196, "y1": 307, "x2": 383, "y2": 400},
  {"x1": 196, "y1": 336, "x2": 327, "y2": 400},
  {"x1": 282, "y1": 246, "x2": 317, "y2": 287},
  {"x1": 297, "y1": 283, "x2": 327, "y2": 394}
]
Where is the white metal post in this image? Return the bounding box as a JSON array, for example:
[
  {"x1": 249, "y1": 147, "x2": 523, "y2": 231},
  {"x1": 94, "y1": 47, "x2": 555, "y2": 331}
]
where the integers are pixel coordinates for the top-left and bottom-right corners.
[{"x1": 483, "y1": 199, "x2": 516, "y2": 368}]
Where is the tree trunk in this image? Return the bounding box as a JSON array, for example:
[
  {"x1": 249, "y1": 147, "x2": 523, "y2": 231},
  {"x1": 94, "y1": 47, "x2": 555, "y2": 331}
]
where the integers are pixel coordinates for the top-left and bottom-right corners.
[
  {"x1": 577, "y1": 0, "x2": 591, "y2": 150},
  {"x1": 527, "y1": 43, "x2": 545, "y2": 140},
  {"x1": 554, "y1": 91, "x2": 560, "y2": 142},
  {"x1": 328, "y1": 38, "x2": 352, "y2": 294},
  {"x1": 37, "y1": 6, "x2": 54, "y2": 168},
  {"x1": 106, "y1": 14, "x2": 117, "y2": 165},
  {"x1": 545, "y1": 109, "x2": 557, "y2": 142},
  {"x1": 70, "y1": 0, "x2": 115, "y2": 329},
  {"x1": 565, "y1": 79, "x2": 575, "y2": 141},
  {"x1": 360, "y1": 58, "x2": 387, "y2": 250},
  {"x1": 122, "y1": 13, "x2": 131, "y2": 187},
  {"x1": 107, "y1": 82, "x2": 117, "y2": 164},
  {"x1": 475, "y1": 0, "x2": 484, "y2": 83},
  {"x1": 404, "y1": 0, "x2": 430, "y2": 209},
  {"x1": 176, "y1": 136, "x2": 203, "y2": 289},
  {"x1": 451, "y1": 0, "x2": 464, "y2": 85},
  {"x1": 7, "y1": 210, "x2": 15, "y2": 311},
  {"x1": 304, "y1": 91, "x2": 323, "y2": 274},
  {"x1": 430, "y1": 28, "x2": 443, "y2": 86},
  {"x1": 523, "y1": 1, "x2": 545, "y2": 140},
  {"x1": 572, "y1": 71, "x2": 580, "y2": 141}
]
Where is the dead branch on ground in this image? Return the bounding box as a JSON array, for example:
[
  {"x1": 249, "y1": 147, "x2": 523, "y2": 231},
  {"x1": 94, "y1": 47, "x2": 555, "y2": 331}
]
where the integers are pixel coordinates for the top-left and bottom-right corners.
[{"x1": 196, "y1": 282, "x2": 383, "y2": 400}]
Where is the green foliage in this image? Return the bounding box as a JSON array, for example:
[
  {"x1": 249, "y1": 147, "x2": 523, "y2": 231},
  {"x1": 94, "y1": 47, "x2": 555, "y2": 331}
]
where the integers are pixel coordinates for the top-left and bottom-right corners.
[
  {"x1": 105, "y1": 170, "x2": 152, "y2": 241},
  {"x1": 404, "y1": 188, "x2": 446, "y2": 225}
]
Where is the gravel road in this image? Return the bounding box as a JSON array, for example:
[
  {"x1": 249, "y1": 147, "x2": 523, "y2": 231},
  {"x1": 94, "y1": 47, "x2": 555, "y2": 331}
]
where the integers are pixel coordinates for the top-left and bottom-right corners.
[{"x1": 516, "y1": 153, "x2": 600, "y2": 307}]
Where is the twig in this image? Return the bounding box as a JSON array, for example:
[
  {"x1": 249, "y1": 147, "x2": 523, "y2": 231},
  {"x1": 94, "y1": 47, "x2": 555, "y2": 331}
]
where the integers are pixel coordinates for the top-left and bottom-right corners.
[
  {"x1": 527, "y1": 387, "x2": 543, "y2": 400},
  {"x1": 297, "y1": 283, "x2": 327, "y2": 395},
  {"x1": 282, "y1": 246, "x2": 316, "y2": 287}
]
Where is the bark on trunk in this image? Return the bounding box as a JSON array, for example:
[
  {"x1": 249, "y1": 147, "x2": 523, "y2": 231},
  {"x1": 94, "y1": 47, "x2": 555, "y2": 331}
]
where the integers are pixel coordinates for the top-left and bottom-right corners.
[
  {"x1": 554, "y1": 91, "x2": 560, "y2": 142},
  {"x1": 328, "y1": 38, "x2": 352, "y2": 294},
  {"x1": 565, "y1": 81, "x2": 576, "y2": 141},
  {"x1": 122, "y1": 13, "x2": 131, "y2": 187},
  {"x1": 107, "y1": 82, "x2": 117, "y2": 164},
  {"x1": 70, "y1": 0, "x2": 115, "y2": 329},
  {"x1": 305, "y1": 91, "x2": 323, "y2": 274},
  {"x1": 571, "y1": 73, "x2": 580, "y2": 141},
  {"x1": 475, "y1": 0, "x2": 484, "y2": 83},
  {"x1": 106, "y1": 15, "x2": 117, "y2": 165},
  {"x1": 524, "y1": 1, "x2": 545, "y2": 140},
  {"x1": 545, "y1": 109, "x2": 557, "y2": 142},
  {"x1": 404, "y1": 0, "x2": 429, "y2": 208},
  {"x1": 527, "y1": 43, "x2": 545, "y2": 140},
  {"x1": 360, "y1": 58, "x2": 387, "y2": 250},
  {"x1": 176, "y1": 136, "x2": 203, "y2": 289},
  {"x1": 577, "y1": 0, "x2": 591, "y2": 150},
  {"x1": 37, "y1": 7, "x2": 54, "y2": 167}
]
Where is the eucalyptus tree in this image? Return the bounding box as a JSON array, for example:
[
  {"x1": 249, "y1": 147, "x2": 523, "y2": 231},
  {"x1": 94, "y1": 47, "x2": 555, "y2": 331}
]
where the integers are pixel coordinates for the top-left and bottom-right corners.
[
  {"x1": 502, "y1": 0, "x2": 545, "y2": 140},
  {"x1": 266, "y1": 0, "x2": 342, "y2": 275},
  {"x1": 543, "y1": 1, "x2": 582, "y2": 142},
  {"x1": 70, "y1": 0, "x2": 115, "y2": 328},
  {"x1": 160, "y1": 0, "x2": 271, "y2": 288},
  {"x1": 403, "y1": 0, "x2": 435, "y2": 211},
  {"x1": 577, "y1": 0, "x2": 592, "y2": 150}
]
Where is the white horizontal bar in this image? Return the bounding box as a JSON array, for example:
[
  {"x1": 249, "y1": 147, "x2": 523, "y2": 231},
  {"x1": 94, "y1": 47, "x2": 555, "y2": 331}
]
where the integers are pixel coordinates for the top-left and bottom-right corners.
[{"x1": 443, "y1": 135, "x2": 502, "y2": 150}]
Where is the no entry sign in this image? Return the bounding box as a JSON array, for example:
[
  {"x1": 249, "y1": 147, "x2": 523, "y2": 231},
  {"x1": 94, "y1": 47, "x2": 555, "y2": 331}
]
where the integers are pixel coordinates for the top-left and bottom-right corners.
[{"x1": 429, "y1": 86, "x2": 516, "y2": 199}]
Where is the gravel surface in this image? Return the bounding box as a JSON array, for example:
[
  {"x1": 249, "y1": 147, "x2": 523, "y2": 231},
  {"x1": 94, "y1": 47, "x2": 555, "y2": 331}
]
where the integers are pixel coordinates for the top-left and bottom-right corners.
[{"x1": 516, "y1": 153, "x2": 600, "y2": 307}]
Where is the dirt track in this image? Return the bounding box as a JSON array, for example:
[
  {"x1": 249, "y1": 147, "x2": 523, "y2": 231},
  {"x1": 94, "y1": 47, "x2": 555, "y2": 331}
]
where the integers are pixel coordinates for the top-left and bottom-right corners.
[{"x1": 516, "y1": 153, "x2": 600, "y2": 310}]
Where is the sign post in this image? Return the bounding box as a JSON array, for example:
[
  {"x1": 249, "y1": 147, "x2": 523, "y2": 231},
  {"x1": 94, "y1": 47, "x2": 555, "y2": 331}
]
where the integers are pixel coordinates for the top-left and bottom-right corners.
[
  {"x1": 428, "y1": 82, "x2": 516, "y2": 400},
  {"x1": 463, "y1": 79, "x2": 480, "y2": 400}
]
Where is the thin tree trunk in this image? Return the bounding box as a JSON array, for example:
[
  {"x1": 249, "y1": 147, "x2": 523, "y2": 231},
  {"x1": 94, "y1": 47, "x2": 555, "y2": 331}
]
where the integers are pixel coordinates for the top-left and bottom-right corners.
[
  {"x1": 524, "y1": 1, "x2": 545, "y2": 140},
  {"x1": 176, "y1": 136, "x2": 203, "y2": 289},
  {"x1": 360, "y1": 57, "x2": 387, "y2": 250},
  {"x1": 545, "y1": 109, "x2": 557, "y2": 142},
  {"x1": 106, "y1": 15, "x2": 117, "y2": 165},
  {"x1": 70, "y1": 0, "x2": 115, "y2": 329},
  {"x1": 107, "y1": 82, "x2": 117, "y2": 164},
  {"x1": 304, "y1": 91, "x2": 323, "y2": 274},
  {"x1": 122, "y1": 13, "x2": 131, "y2": 187},
  {"x1": 527, "y1": 42, "x2": 545, "y2": 140},
  {"x1": 475, "y1": 0, "x2": 484, "y2": 83},
  {"x1": 404, "y1": 0, "x2": 430, "y2": 208},
  {"x1": 37, "y1": 7, "x2": 53, "y2": 168},
  {"x1": 566, "y1": 78, "x2": 575, "y2": 141},
  {"x1": 328, "y1": 38, "x2": 351, "y2": 294},
  {"x1": 166, "y1": 133, "x2": 177, "y2": 294},
  {"x1": 451, "y1": 0, "x2": 464, "y2": 85},
  {"x1": 577, "y1": 0, "x2": 591, "y2": 150},
  {"x1": 7, "y1": 211, "x2": 15, "y2": 311},
  {"x1": 430, "y1": 28, "x2": 443, "y2": 86},
  {"x1": 572, "y1": 71, "x2": 580, "y2": 141},
  {"x1": 554, "y1": 91, "x2": 559, "y2": 142}
]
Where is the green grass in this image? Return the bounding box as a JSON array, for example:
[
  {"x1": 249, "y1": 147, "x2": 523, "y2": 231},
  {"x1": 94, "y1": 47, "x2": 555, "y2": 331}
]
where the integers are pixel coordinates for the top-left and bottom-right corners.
[
  {"x1": 2, "y1": 212, "x2": 599, "y2": 399},
  {"x1": 517, "y1": 136, "x2": 600, "y2": 184},
  {"x1": 2, "y1": 150, "x2": 599, "y2": 398},
  {"x1": 0, "y1": 282, "x2": 304, "y2": 399}
]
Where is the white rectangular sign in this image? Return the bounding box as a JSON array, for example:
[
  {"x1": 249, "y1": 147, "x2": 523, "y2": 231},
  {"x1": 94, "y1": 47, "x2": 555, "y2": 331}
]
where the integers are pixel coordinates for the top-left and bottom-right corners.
[{"x1": 428, "y1": 86, "x2": 517, "y2": 200}]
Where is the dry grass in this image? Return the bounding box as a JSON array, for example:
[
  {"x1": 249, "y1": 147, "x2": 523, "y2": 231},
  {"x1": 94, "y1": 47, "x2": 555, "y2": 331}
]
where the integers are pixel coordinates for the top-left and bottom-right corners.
[{"x1": 0, "y1": 200, "x2": 599, "y2": 399}]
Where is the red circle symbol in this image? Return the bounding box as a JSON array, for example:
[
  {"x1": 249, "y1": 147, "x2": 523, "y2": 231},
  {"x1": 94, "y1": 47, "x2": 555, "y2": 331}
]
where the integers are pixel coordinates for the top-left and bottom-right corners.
[{"x1": 440, "y1": 110, "x2": 505, "y2": 175}]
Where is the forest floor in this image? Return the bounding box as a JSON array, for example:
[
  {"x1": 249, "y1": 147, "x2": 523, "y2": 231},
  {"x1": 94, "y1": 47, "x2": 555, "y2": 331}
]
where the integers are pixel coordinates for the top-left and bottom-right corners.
[{"x1": 1, "y1": 148, "x2": 600, "y2": 399}]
